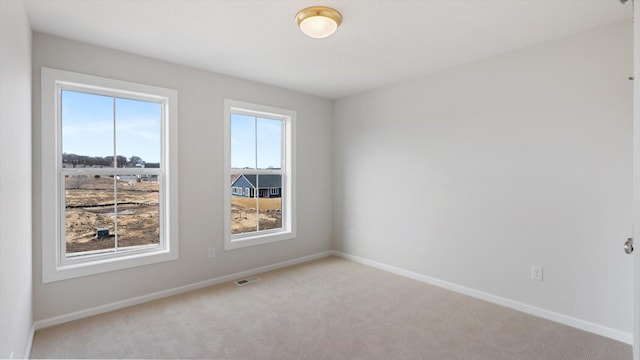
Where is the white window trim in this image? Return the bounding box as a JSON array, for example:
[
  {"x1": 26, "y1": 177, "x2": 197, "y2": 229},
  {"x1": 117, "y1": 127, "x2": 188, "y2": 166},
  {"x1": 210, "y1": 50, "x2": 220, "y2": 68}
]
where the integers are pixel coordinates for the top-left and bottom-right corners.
[
  {"x1": 224, "y1": 99, "x2": 296, "y2": 250},
  {"x1": 41, "y1": 67, "x2": 179, "y2": 283}
]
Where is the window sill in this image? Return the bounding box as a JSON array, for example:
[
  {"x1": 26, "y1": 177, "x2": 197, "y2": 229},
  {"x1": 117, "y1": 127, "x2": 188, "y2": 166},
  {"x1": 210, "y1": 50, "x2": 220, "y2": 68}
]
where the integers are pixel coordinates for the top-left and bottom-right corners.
[
  {"x1": 43, "y1": 246, "x2": 178, "y2": 283},
  {"x1": 225, "y1": 230, "x2": 296, "y2": 250}
]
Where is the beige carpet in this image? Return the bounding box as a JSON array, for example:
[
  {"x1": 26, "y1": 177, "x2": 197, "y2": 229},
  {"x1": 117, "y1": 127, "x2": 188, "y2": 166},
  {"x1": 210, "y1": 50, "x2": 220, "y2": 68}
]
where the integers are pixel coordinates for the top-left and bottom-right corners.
[{"x1": 31, "y1": 256, "x2": 631, "y2": 359}]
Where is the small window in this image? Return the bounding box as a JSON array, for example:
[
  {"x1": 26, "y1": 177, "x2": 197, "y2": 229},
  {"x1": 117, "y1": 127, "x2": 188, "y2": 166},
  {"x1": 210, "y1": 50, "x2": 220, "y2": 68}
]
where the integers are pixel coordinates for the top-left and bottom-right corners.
[
  {"x1": 41, "y1": 68, "x2": 179, "y2": 282},
  {"x1": 224, "y1": 100, "x2": 296, "y2": 250}
]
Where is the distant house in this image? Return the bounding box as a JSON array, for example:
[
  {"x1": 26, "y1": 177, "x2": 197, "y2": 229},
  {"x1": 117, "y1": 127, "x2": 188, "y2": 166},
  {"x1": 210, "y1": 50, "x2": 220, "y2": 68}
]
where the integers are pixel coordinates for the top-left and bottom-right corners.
[
  {"x1": 231, "y1": 174, "x2": 281, "y2": 198},
  {"x1": 144, "y1": 162, "x2": 160, "y2": 181}
]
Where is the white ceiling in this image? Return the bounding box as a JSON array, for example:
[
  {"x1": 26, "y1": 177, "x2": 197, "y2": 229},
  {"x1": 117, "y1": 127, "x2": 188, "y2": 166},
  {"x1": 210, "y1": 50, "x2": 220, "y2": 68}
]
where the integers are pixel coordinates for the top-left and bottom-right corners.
[{"x1": 23, "y1": 0, "x2": 632, "y2": 99}]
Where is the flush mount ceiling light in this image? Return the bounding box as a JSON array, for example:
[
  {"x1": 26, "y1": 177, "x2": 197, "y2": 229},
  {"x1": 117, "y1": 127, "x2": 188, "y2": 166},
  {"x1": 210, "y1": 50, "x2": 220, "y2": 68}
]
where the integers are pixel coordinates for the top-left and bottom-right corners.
[{"x1": 295, "y1": 6, "x2": 342, "y2": 39}]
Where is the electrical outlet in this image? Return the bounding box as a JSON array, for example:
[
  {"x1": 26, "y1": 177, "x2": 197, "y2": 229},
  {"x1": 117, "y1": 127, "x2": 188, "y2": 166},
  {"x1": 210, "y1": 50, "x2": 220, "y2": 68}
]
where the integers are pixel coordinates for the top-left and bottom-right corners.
[
  {"x1": 531, "y1": 266, "x2": 543, "y2": 281},
  {"x1": 208, "y1": 247, "x2": 215, "y2": 258}
]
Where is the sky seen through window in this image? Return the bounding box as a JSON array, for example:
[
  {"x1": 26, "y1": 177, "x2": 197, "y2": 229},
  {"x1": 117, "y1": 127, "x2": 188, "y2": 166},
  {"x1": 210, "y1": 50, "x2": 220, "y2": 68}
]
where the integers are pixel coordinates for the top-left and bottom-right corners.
[
  {"x1": 61, "y1": 90, "x2": 161, "y2": 164},
  {"x1": 230, "y1": 113, "x2": 282, "y2": 170}
]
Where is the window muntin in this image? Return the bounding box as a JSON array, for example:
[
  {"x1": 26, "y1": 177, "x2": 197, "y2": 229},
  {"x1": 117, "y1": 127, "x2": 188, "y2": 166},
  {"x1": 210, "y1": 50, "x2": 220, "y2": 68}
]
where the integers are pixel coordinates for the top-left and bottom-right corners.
[
  {"x1": 224, "y1": 100, "x2": 295, "y2": 250},
  {"x1": 41, "y1": 68, "x2": 179, "y2": 282}
]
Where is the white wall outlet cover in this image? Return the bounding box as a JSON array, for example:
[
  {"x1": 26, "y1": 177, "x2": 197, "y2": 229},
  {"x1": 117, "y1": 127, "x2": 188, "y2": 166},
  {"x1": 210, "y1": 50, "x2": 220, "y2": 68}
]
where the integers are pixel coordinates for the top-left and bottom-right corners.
[{"x1": 531, "y1": 266, "x2": 543, "y2": 281}]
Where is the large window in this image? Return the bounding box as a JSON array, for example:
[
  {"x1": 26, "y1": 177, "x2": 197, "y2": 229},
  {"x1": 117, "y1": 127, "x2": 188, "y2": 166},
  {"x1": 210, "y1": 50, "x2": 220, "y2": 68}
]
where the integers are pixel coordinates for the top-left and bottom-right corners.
[
  {"x1": 41, "y1": 68, "x2": 179, "y2": 282},
  {"x1": 224, "y1": 100, "x2": 296, "y2": 250}
]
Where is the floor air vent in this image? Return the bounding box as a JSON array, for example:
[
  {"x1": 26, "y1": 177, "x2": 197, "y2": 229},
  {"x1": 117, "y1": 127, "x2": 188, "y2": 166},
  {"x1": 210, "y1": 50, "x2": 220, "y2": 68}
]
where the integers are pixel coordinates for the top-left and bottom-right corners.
[{"x1": 235, "y1": 276, "x2": 261, "y2": 286}]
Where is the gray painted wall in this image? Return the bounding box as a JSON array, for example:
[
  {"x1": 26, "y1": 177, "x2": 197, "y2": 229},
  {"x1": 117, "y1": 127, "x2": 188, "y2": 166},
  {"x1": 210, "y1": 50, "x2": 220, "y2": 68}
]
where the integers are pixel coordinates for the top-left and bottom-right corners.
[
  {"x1": 32, "y1": 33, "x2": 334, "y2": 321},
  {"x1": 333, "y1": 21, "x2": 633, "y2": 334},
  {"x1": 0, "y1": 0, "x2": 33, "y2": 358}
]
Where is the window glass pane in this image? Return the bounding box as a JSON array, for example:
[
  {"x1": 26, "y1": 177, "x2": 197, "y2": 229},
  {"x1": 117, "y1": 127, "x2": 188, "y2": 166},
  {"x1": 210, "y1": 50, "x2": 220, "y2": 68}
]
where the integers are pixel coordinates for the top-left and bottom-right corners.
[
  {"x1": 256, "y1": 117, "x2": 282, "y2": 170},
  {"x1": 115, "y1": 174, "x2": 160, "y2": 250},
  {"x1": 115, "y1": 98, "x2": 162, "y2": 168},
  {"x1": 61, "y1": 90, "x2": 114, "y2": 167},
  {"x1": 230, "y1": 173, "x2": 258, "y2": 234},
  {"x1": 65, "y1": 175, "x2": 116, "y2": 256},
  {"x1": 229, "y1": 115, "x2": 284, "y2": 236},
  {"x1": 256, "y1": 174, "x2": 282, "y2": 231},
  {"x1": 230, "y1": 114, "x2": 256, "y2": 169}
]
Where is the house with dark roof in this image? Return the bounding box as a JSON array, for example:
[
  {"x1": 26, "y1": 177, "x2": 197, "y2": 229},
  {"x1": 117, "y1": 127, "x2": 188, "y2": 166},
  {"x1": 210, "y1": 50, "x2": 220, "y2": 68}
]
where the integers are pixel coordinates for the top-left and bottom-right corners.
[{"x1": 231, "y1": 174, "x2": 281, "y2": 198}]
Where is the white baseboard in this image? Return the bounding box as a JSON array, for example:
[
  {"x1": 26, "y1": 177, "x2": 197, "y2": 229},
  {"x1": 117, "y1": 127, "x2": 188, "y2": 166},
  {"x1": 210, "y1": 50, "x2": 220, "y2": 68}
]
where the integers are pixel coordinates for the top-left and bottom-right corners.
[
  {"x1": 24, "y1": 324, "x2": 34, "y2": 359},
  {"x1": 331, "y1": 250, "x2": 633, "y2": 345},
  {"x1": 34, "y1": 251, "x2": 333, "y2": 331}
]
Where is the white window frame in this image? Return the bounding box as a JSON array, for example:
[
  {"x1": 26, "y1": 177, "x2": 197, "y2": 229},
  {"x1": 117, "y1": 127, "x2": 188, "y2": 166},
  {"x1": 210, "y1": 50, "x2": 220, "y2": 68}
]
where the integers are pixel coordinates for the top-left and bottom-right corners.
[
  {"x1": 41, "y1": 67, "x2": 179, "y2": 283},
  {"x1": 224, "y1": 99, "x2": 296, "y2": 250}
]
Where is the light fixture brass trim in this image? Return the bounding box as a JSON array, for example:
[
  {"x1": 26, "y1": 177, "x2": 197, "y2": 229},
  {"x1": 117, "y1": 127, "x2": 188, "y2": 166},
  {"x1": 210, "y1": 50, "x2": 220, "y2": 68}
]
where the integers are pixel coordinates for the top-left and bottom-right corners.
[
  {"x1": 295, "y1": 6, "x2": 343, "y2": 28},
  {"x1": 295, "y1": 6, "x2": 342, "y2": 38}
]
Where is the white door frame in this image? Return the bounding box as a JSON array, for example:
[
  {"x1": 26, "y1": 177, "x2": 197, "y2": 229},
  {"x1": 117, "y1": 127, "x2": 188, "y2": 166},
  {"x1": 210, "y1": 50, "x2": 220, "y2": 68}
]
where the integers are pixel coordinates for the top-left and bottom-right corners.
[{"x1": 634, "y1": 2, "x2": 640, "y2": 359}]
